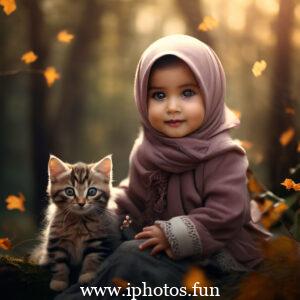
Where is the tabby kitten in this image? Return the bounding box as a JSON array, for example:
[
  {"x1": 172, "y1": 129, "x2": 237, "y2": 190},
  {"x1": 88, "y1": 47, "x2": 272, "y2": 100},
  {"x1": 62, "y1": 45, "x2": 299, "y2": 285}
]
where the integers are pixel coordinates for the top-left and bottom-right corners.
[{"x1": 31, "y1": 154, "x2": 120, "y2": 292}]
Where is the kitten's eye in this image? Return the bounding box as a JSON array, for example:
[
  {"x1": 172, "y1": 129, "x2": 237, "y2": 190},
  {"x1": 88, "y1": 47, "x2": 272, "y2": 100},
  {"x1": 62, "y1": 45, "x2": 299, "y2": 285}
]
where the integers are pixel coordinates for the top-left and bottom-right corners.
[
  {"x1": 182, "y1": 89, "x2": 195, "y2": 98},
  {"x1": 152, "y1": 91, "x2": 166, "y2": 101},
  {"x1": 87, "y1": 187, "x2": 98, "y2": 197},
  {"x1": 65, "y1": 187, "x2": 75, "y2": 197}
]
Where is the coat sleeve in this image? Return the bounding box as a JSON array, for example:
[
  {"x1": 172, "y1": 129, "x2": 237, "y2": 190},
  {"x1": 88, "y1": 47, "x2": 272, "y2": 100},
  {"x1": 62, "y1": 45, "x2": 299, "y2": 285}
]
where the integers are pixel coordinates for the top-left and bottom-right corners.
[{"x1": 155, "y1": 151, "x2": 251, "y2": 260}]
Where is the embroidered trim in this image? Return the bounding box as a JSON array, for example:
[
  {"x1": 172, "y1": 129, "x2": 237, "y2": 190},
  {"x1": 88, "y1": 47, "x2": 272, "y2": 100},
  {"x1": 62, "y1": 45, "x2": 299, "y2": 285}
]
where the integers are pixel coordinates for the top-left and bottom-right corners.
[
  {"x1": 155, "y1": 216, "x2": 202, "y2": 258},
  {"x1": 180, "y1": 216, "x2": 202, "y2": 255}
]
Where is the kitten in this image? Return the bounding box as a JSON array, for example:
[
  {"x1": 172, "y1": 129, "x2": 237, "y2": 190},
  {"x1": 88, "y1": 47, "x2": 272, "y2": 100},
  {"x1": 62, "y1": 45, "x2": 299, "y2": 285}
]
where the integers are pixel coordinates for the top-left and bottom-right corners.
[{"x1": 31, "y1": 154, "x2": 120, "y2": 292}]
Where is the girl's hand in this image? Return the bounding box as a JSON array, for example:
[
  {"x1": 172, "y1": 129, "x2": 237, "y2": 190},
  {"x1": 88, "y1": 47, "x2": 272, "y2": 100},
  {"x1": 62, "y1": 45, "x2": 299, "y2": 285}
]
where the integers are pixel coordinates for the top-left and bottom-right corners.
[{"x1": 135, "y1": 225, "x2": 174, "y2": 258}]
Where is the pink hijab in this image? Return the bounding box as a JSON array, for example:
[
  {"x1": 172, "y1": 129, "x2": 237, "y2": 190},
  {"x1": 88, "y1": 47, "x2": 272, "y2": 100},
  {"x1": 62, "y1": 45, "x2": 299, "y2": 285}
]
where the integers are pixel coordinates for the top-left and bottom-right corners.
[{"x1": 117, "y1": 34, "x2": 245, "y2": 223}]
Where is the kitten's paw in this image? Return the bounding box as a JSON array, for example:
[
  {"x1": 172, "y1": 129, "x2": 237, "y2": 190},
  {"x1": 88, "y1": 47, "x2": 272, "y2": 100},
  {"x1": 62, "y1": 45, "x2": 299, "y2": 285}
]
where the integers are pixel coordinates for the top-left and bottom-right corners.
[
  {"x1": 50, "y1": 279, "x2": 69, "y2": 291},
  {"x1": 78, "y1": 272, "x2": 97, "y2": 284}
]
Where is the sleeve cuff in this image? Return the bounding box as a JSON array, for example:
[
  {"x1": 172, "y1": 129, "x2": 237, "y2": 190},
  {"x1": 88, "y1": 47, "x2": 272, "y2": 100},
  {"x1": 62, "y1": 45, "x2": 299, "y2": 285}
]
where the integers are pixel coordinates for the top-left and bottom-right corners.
[{"x1": 155, "y1": 216, "x2": 202, "y2": 259}]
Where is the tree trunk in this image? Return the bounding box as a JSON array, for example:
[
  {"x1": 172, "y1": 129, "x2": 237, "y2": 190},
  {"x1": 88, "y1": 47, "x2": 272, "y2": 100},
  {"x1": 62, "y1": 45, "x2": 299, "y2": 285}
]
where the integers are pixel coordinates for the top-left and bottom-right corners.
[
  {"x1": 267, "y1": 0, "x2": 298, "y2": 194},
  {"x1": 53, "y1": 0, "x2": 103, "y2": 160},
  {"x1": 23, "y1": 0, "x2": 51, "y2": 225}
]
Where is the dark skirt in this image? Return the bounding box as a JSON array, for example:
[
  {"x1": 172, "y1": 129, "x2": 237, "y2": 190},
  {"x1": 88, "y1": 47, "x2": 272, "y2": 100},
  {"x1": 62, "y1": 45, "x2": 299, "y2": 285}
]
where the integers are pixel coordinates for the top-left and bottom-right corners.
[{"x1": 54, "y1": 232, "x2": 248, "y2": 300}]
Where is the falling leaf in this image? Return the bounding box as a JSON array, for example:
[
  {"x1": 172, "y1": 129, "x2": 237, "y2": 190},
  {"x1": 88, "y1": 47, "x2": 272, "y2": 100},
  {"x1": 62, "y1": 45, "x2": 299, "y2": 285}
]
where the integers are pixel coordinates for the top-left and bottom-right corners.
[
  {"x1": 279, "y1": 127, "x2": 295, "y2": 146},
  {"x1": 232, "y1": 109, "x2": 241, "y2": 119},
  {"x1": 281, "y1": 178, "x2": 300, "y2": 192},
  {"x1": 43, "y1": 67, "x2": 60, "y2": 87},
  {"x1": 0, "y1": 0, "x2": 16, "y2": 15},
  {"x1": 182, "y1": 266, "x2": 211, "y2": 293},
  {"x1": 57, "y1": 30, "x2": 74, "y2": 43},
  {"x1": 198, "y1": 16, "x2": 218, "y2": 32},
  {"x1": 6, "y1": 193, "x2": 26, "y2": 212},
  {"x1": 252, "y1": 60, "x2": 267, "y2": 77},
  {"x1": 21, "y1": 51, "x2": 38, "y2": 64},
  {"x1": 0, "y1": 238, "x2": 12, "y2": 250},
  {"x1": 285, "y1": 107, "x2": 295, "y2": 115}
]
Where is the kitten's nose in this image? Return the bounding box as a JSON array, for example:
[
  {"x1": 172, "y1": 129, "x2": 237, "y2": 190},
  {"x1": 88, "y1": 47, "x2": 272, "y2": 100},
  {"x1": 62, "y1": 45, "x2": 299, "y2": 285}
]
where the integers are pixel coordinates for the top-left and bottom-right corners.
[{"x1": 78, "y1": 202, "x2": 85, "y2": 207}]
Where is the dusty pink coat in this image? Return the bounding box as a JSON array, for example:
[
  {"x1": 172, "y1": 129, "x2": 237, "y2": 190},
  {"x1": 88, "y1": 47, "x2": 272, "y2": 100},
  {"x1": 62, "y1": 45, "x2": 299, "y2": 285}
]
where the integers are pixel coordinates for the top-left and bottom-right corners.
[{"x1": 114, "y1": 35, "x2": 269, "y2": 270}]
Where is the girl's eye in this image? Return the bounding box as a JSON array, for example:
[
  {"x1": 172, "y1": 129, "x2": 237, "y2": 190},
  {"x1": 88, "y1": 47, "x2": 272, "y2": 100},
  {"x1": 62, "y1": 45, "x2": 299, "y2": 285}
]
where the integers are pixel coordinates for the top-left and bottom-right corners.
[
  {"x1": 182, "y1": 89, "x2": 195, "y2": 98},
  {"x1": 152, "y1": 91, "x2": 166, "y2": 101},
  {"x1": 65, "y1": 187, "x2": 75, "y2": 197},
  {"x1": 87, "y1": 187, "x2": 98, "y2": 197}
]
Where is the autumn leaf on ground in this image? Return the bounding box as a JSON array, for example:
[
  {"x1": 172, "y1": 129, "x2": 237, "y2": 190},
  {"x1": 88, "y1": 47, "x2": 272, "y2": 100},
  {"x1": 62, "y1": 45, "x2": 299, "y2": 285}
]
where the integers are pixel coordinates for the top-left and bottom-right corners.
[
  {"x1": 6, "y1": 193, "x2": 26, "y2": 212},
  {"x1": 279, "y1": 127, "x2": 295, "y2": 146},
  {"x1": 43, "y1": 67, "x2": 60, "y2": 87},
  {"x1": 0, "y1": 0, "x2": 16, "y2": 15},
  {"x1": 198, "y1": 16, "x2": 218, "y2": 32},
  {"x1": 111, "y1": 278, "x2": 128, "y2": 290},
  {"x1": 281, "y1": 178, "x2": 300, "y2": 191},
  {"x1": 0, "y1": 238, "x2": 12, "y2": 250},
  {"x1": 182, "y1": 266, "x2": 211, "y2": 294},
  {"x1": 21, "y1": 51, "x2": 38, "y2": 64},
  {"x1": 252, "y1": 60, "x2": 267, "y2": 77},
  {"x1": 57, "y1": 30, "x2": 74, "y2": 43}
]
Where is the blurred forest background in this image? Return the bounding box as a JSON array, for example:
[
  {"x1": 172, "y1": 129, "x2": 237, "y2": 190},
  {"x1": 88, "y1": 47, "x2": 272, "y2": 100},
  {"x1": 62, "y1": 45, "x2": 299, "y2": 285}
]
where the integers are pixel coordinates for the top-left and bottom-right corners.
[{"x1": 0, "y1": 0, "x2": 299, "y2": 255}]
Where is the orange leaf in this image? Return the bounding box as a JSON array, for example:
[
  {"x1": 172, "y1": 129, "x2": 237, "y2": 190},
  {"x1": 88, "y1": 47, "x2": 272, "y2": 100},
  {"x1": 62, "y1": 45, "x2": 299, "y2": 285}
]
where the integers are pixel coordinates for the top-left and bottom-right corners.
[
  {"x1": 21, "y1": 51, "x2": 38, "y2": 64},
  {"x1": 232, "y1": 109, "x2": 241, "y2": 120},
  {"x1": 182, "y1": 266, "x2": 211, "y2": 293},
  {"x1": 285, "y1": 107, "x2": 295, "y2": 115},
  {"x1": 57, "y1": 30, "x2": 74, "y2": 43},
  {"x1": 43, "y1": 67, "x2": 60, "y2": 87},
  {"x1": 261, "y1": 202, "x2": 288, "y2": 229},
  {"x1": 279, "y1": 127, "x2": 295, "y2": 146},
  {"x1": 6, "y1": 193, "x2": 26, "y2": 212},
  {"x1": 281, "y1": 178, "x2": 295, "y2": 190},
  {"x1": 240, "y1": 140, "x2": 253, "y2": 150},
  {"x1": 0, "y1": 237, "x2": 12, "y2": 250},
  {"x1": 252, "y1": 60, "x2": 267, "y2": 77},
  {"x1": 111, "y1": 278, "x2": 128, "y2": 290},
  {"x1": 198, "y1": 16, "x2": 218, "y2": 32},
  {"x1": 297, "y1": 141, "x2": 300, "y2": 153},
  {"x1": 0, "y1": 0, "x2": 16, "y2": 15}
]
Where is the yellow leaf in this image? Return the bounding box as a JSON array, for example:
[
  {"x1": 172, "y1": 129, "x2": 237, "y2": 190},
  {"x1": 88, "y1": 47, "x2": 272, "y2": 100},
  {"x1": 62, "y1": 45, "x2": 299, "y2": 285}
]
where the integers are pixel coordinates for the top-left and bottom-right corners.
[
  {"x1": 57, "y1": 30, "x2": 74, "y2": 43},
  {"x1": 21, "y1": 51, "x2": 38, "y2": 64},
  {"x1": 198, "y1": 16, "x2": 218, "y2": 32},
  {"x1": 43, "y1": 67, "x2": 60, "y2": 87},
  {"x1": 252, "y1": 60, "x2": 267, "y2": 77},
  {"x1": 6, "y1": 193, "x2": 26, "y2": 212},
  {"x1": 279, "y1": 127, "x2": 295, "y2": 146},
  {"x1": 0, "y1": 237, "x2": 12, "y2": 250},
  {"x1": 0, "y1": 0, "x2": 16, "y2": 15}
]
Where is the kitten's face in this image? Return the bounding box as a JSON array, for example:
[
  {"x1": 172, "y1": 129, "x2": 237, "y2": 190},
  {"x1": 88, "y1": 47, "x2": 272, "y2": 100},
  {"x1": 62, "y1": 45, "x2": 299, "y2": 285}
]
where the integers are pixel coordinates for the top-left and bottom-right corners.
[{"x1": 47, "y1": 155, "x2": 112, "y2": 215}]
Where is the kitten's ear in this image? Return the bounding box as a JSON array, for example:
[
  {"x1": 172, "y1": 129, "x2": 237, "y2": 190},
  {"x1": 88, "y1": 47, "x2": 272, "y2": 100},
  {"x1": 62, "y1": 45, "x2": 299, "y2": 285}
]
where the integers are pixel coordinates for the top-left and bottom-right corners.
[
  {"x1": 48, "y1": 155, "x2": 70, "y2": 181},
  {"x1": 92, "y1": 155, "x2": 112, "y2": 178}
]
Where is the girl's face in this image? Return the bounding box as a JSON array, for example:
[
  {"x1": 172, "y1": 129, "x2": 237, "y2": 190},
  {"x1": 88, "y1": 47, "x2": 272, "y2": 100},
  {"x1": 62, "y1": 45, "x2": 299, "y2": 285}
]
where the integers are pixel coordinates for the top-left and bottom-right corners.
[{"x1": 147, "y1": 61, "x2": 205, "y2": 138}]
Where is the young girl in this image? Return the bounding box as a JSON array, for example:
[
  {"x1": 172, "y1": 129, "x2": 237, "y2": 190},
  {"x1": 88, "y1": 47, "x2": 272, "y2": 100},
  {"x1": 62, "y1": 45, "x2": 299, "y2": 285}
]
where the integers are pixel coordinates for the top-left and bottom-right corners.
[{"x1": 56, "y1": 34, "x2": 269, "y2": 299}]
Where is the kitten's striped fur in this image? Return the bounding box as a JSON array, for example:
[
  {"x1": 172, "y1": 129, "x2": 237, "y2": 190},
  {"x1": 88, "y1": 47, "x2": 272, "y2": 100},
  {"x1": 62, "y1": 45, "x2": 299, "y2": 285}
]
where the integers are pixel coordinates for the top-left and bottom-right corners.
[{"x1": 31, "y1": 155, "x2": 120, "y2": 291}]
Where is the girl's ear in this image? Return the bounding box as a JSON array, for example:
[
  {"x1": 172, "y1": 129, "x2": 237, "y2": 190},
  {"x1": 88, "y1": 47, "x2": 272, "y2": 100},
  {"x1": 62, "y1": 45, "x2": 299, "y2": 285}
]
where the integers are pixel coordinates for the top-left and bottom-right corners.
[
  {"x1": 48, "y1": 155, "x2": 70, "y2": 181},
  {"x1": 92, "y1": 155, "x2": 113, "y2": 179}
]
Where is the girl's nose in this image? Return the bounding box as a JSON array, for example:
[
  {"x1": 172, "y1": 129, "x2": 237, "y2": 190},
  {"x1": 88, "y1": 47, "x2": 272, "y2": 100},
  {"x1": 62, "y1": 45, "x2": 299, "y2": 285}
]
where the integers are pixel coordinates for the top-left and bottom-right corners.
[{"x1": 167, "y1": 97, "x2": 181, "y2": 113}]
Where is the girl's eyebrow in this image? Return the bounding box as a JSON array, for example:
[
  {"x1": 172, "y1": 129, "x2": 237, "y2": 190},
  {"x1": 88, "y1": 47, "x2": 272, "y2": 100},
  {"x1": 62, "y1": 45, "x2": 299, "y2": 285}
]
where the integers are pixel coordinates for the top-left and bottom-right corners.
[{"x1": 148, "y1": 83, "x2": 198, "y2": 90}]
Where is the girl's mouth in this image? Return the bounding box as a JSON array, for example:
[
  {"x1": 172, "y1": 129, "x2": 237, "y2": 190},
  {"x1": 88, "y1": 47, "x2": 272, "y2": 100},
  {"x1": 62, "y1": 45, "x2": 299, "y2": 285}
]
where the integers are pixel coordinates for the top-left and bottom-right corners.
[{"x1": 164, "y1": 119, "x2": 185, "y2": 128}]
